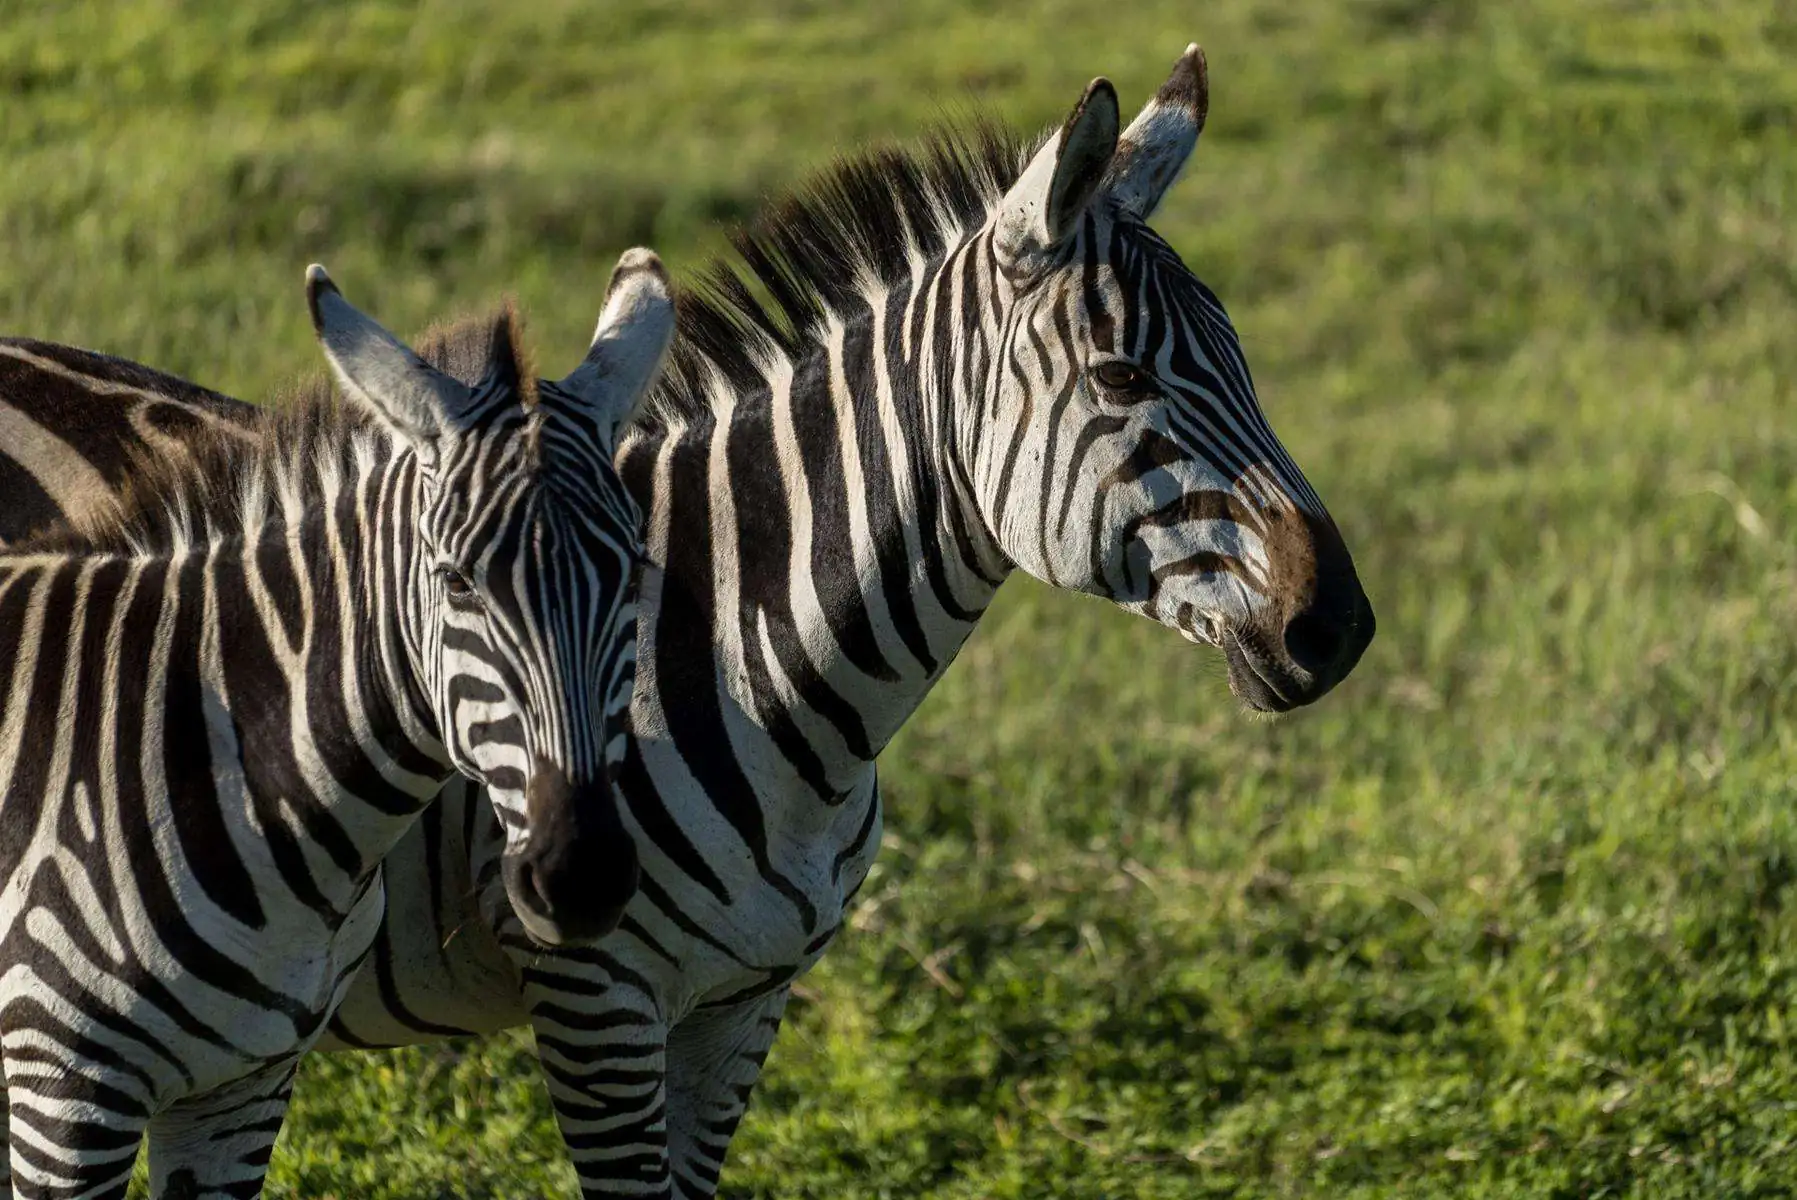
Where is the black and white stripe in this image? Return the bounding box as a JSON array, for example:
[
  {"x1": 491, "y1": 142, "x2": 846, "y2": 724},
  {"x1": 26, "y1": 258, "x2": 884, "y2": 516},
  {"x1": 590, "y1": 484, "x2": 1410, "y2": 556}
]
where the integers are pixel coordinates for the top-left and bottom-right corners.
[
  {"x1": 0, "y1": 47, "x2": 1373, "y2": 1197},
  {"x1": 0, "y1": 252, "x2": 671, "y2": 1198}
]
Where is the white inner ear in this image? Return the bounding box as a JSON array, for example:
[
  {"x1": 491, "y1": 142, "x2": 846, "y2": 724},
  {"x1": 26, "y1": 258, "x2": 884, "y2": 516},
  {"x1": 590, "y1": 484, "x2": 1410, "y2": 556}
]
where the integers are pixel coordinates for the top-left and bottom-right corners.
[
  {"x1": 555, "y1": 266, "x2": 676, "y2": 442},
  {"x1": 994, "y1": 134, "x2": 1069, "y2": 261},
  {"x1": 1108, "y1": 46, "x2": 1208, "y2": 219},
  {"x1": 329, "y1": 356, "x2": 458, "y2": 447},
  {"x1": 315, "y1": 291, "x2": 470, "y2": 449},
  {"x1": 1110, "y1": 105, "x2": 1199, "y2": 219}
]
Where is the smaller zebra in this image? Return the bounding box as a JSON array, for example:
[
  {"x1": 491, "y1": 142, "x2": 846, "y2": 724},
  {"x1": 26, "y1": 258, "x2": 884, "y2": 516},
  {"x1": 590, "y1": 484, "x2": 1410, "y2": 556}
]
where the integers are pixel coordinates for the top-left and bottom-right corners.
[{"x1": 0, "y1": 250, "x2": 672, "y2": 1199}]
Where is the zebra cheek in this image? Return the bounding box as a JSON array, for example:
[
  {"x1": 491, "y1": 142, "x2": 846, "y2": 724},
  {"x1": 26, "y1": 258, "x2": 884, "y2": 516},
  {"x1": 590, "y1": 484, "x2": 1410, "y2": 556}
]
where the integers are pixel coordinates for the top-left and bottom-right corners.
[{"x1": 1116, "y1": 538, "x2": 1154, "y2": 603}]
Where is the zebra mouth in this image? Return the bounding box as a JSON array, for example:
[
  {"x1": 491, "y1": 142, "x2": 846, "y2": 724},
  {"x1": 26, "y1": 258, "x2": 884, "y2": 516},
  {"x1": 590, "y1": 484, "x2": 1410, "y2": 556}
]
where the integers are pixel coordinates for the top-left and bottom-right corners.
[
  {"x1": 1172, "y1": 604, "x2": 1222, "y2": 647},
  {"x1": 1222, "y1": 629, "x2": 1300, "y2": 714}
]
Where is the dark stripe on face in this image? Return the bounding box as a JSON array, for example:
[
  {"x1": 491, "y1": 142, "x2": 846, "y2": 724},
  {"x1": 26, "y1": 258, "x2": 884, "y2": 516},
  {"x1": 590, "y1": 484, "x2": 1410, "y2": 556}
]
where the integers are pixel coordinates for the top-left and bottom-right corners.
[
  {"x1": 988, "y1": 300, "x2": 1045, "y2": 527},
  {"x1": 1082, "y1": 213, "x2": 1117, "y2": 355},
  {"x1": 1028, "y1": 292, "x2": 1086, "y2": 589},
  {"x1": 1146, "y1": 551, "x2": 1249, "y2": 608},
  {"x1": 1094, "y1": 227, "x2": 1323, "y2": 525},
  {"x1": 1056, "y1": 413, "x2": 1129, "y2": 548}
]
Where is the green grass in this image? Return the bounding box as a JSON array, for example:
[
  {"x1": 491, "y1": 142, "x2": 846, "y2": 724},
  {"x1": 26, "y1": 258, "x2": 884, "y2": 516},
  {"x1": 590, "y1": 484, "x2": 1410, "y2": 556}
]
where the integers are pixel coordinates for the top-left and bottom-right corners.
[{"x1": 8, "y1": 0, "x2": 1797, "y2": 1195}]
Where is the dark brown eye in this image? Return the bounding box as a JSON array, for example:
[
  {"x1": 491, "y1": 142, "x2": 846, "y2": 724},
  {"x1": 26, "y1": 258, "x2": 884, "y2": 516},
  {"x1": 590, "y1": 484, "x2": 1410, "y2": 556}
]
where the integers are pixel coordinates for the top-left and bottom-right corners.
[
  {"x1": 438, "y1": 567, "x2": 478, "y2": 604},
  {"x1": 1093, "y1": 360, "x2": 1154, "y2": 394}
]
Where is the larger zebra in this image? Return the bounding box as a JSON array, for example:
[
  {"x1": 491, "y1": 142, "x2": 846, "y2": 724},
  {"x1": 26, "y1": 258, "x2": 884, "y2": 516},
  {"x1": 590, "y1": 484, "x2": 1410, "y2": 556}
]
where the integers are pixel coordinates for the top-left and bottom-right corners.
[
  {"x1": 0, "y1": 252, "x2": 672, "y2": 1198},
  {"x1": 0, "y1": 48, "x2": 1373, "y2": 1196}
]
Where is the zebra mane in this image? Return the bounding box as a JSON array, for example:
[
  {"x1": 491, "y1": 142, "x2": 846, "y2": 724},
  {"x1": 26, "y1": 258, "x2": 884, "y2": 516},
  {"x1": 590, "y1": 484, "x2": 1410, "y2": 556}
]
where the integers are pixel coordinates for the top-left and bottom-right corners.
[
  {"x1": 642, "y1": 118, "x2": 1033, "y2": 431},
  {"x1": 18, "y1": 310, "x2": 518, "y2": 558}
]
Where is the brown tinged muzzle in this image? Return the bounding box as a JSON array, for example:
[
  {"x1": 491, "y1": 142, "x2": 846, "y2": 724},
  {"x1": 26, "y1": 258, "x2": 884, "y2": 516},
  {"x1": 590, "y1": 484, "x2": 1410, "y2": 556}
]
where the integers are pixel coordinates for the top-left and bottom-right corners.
[
  {"x1": 1222, "y1": 508, "x2": 1375, "y2": 713},
  {"x1": 501, "y1": 758, "x2": 639, "y2": 947}
]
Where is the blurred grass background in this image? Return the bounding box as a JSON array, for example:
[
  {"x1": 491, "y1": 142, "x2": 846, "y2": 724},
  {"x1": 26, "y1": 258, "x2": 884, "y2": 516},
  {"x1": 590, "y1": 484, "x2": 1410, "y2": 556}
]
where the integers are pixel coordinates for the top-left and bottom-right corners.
[{"x1": 6, "y1": 0, "x2": 1797, "y2": 1195}]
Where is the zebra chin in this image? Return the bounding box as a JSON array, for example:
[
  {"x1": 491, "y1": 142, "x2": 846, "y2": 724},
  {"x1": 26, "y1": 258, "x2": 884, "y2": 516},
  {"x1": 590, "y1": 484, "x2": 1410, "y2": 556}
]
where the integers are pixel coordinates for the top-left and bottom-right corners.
[{"x1": 499, "y1": 760, "x2": 642, "y2": 947}]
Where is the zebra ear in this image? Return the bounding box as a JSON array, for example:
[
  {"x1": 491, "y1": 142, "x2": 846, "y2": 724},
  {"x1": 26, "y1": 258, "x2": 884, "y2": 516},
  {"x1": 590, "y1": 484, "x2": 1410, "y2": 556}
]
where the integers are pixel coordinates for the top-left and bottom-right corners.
[
  {"x1": 992, "y1": 78, "x2": 1120, "y2": 274},
  {"x1": 306, "y1": 265, "x2": 475, "y2": 452},
  {"x1": 1107, "y1": 44, "x2": 1208, "y2": 220},
  {"x1": 555, "y1": 248, "x2": 676, "y2": 443}
]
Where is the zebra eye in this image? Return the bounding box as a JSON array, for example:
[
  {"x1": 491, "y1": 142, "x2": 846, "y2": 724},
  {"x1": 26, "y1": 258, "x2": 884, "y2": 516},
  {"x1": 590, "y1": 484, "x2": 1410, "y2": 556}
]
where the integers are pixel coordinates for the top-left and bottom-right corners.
[
  {"x1": 1093, "y1": 360, "x2": 1155, "y2": 394},
  {"x1": 438, "y1": 567, "x2": 480, "y2": 607}
]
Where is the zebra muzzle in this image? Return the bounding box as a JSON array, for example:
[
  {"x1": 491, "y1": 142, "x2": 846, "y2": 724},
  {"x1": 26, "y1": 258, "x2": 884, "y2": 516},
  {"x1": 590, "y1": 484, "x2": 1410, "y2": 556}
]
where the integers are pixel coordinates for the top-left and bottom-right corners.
[
  {"x1": 503, "y1": 759, "x2": 640, "y2": 947},
  {"x1": 1221, "y1": 578, "x2": 1376, "y2": 713}
]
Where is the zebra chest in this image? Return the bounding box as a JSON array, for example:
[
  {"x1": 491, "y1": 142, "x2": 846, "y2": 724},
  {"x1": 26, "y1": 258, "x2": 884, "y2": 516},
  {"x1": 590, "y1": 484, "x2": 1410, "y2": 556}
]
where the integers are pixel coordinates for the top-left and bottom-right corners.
[
  {"x1": 636, "y1": 772, "x2": 885, "y2": 1014},
  {"x1": 0, "y1": 819, "x2": 387, "y2": 1101},
  {"x1": 165, "y1": 876, "x2": 388, "y2": 1088}
]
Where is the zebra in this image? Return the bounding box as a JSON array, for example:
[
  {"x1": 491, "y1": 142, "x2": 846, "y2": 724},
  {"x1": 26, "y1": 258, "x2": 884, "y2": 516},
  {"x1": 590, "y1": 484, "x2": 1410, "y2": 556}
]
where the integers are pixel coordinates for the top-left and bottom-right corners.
[
  {"x1": 0, "y1": 46, "x2": 1373, "y2": 1197},
  {"x1": 0, "y1": 249, "x2": 673, "y2": 1198}
]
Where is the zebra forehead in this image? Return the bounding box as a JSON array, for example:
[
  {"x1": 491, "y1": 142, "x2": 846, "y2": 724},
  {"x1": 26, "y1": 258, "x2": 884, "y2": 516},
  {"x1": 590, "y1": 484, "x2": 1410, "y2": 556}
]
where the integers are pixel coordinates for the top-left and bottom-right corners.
[{"x1": 1082, "y1": 221, "x2": 1236, "y2": 334}]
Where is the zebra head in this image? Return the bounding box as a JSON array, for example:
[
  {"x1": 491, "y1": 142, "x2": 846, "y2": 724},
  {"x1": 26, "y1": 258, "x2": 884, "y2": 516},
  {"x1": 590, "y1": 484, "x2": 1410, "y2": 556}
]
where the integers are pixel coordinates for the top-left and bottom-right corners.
[
  {"x1": 974, "y1": 46, "x2": 1373, "y2": 711},
  {"x1": 307, "y1": 251, "x2": 674, "y2": 946}
]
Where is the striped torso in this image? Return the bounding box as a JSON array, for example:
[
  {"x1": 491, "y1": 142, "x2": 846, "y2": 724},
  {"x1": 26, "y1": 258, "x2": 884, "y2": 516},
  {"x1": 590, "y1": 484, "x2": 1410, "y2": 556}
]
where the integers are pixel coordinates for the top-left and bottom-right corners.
[
  {"x1": 0, "y1": 475, "x2": 443, "y2": 1151},
  {"x1": 0, "y1": 339, "x2": 257, "y2": 543}
]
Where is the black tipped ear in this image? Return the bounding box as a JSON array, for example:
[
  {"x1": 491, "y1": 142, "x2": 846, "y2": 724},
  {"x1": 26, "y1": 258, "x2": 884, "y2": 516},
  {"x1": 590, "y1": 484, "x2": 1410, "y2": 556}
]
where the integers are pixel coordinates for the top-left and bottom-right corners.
[
  {"x1": 306, "y1": 262, "x2": 474, "y2": 452},
  {"x1": 305, "y1": 263, "x2": 341, "y2": 330},
  {"x1": 1109, "y1": 43, "x2": 1210, "y2": 219},
  {"x1": 555, "y1": 247, "x2": 676, "y2": 443},
  {"x1": 1047, "y1": 79, "x2": 1122, "y2": 240},
  {"x1": 992, "y1": 77, "x2": 1122, "y2": 272}
]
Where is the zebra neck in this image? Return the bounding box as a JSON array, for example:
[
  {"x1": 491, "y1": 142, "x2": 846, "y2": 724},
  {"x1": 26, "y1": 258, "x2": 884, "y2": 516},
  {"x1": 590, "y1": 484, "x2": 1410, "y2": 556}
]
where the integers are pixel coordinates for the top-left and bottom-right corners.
[
  {"x1": 627, "y1": 250, "x2": 1011, "y2": 801},
  {"x1": 0, "y1": 527, "x2": 449, "y2": 924},
  {"x1": 205, "y1": 510, "x2": 453, "y2": 899}
]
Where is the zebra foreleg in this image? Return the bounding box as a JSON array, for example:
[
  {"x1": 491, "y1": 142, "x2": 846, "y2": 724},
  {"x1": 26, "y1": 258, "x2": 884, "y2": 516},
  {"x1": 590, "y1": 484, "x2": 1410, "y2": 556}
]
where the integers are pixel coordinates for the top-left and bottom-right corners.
[
  {"x1": 142, "y1": 1061, "x2": 297, "y2": 1199},
  {"x1": 1, "y1": 1058, "x2": 147, "y2": 1200},
  {"x1": 530, "y1": 996, "x2": 673, "y2": 1198},
  {"x1": 664, "y1": 988, "x2": 789, "y2": 1199}
]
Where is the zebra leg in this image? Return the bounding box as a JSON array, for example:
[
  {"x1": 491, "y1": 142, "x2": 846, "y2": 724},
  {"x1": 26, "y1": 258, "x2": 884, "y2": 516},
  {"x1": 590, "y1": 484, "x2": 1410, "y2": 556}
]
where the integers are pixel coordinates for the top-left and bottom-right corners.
[
  {"x1": 0, "y1": 1034, "x2": 156, "y2": 1200},
  {"x1": 529, "y1": 987, "x2": 673, "y2": 1198},
  {"x1": 1, "y1": 1054, "x2": 147, "y2": 1200},
  {"x1": 142, "y1": 1061, "x2": 296, "y2": 1199},
  {"x1": 664, "y1": 988, "x2": 789, "y2": 1199}
]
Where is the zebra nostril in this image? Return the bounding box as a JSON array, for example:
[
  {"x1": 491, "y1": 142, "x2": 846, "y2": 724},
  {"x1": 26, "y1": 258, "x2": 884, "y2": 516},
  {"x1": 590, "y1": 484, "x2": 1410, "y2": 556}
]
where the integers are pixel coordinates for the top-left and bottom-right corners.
[{"x1": 1283, "y1": 606, "x2": 1346, "y2": 677}]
